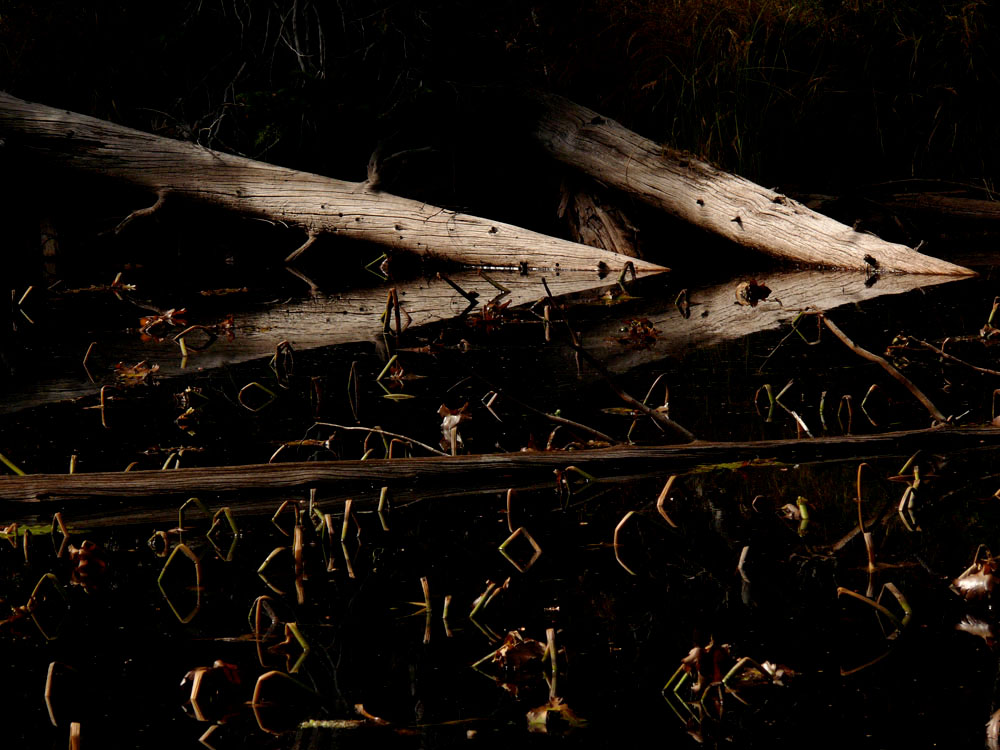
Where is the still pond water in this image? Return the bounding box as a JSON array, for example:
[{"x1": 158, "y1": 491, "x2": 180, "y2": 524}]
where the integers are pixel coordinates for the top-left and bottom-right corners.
[{"x1": 4, "y1": 241, "x2": 1000, "y2": 748}]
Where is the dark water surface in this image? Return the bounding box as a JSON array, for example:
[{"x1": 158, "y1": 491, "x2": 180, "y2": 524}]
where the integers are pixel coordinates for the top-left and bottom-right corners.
[{"x1": 5, "y1": 239, "x2": 1000, "y2": 748}]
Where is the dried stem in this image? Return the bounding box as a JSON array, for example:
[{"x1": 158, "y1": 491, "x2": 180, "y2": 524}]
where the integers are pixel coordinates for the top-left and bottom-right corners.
[
  {"x1": 312, "y1": 422, "x2": 449, "y2": 458},
  {"x1": 821, "y1": 316, "x2": 949, "y2": 424}
]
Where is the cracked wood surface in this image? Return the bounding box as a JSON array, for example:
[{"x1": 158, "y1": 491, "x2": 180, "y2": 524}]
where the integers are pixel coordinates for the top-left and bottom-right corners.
[
  {"x1": 531, "y1": 93, "x2": 973, "y2": 275},
  {"x1": 0, "y1": 92, "x2": 666, "y2": 275}
]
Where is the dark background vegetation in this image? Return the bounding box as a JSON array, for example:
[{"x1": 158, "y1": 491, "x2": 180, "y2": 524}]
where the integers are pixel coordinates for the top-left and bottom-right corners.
[{"x1": 3, "y1": 0, "x2": 998, "y2": 203}]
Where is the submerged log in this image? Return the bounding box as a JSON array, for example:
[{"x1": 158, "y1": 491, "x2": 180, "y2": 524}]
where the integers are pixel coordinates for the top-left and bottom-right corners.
[
  {"x1": 1, "y1": 425, "x2": 998, "y2": 505},
  {"x1": 530, "y1": 92, "x2": 973, "y2": 275},
  {"x1": 0, "y1": 92, "x2": 665, "y2": 275}
]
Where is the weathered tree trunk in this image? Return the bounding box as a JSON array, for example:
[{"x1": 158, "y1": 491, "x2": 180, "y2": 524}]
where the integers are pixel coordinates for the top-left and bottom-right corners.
[
  {"x1": 0, "y1": 92, "x2": 665, "y2": 275},
  {"x1": 530, "y1": 93, "x2": 974, "y2": 275}
]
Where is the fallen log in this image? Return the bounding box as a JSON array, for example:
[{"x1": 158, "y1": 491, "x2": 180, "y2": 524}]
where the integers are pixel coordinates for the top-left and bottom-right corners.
[
  {"x1": 530, "y1": 92, "x2": 973, "y2": 275},
  {"x1": 0, "y1": 92, "x2": 665, "y2": 275},
  {"x1": 2, "y1": 425, "x2": 998, "y2": 505}
]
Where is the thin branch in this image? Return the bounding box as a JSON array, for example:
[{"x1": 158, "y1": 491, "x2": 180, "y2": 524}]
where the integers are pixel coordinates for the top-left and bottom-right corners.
[
  {"x1": 894, "y1": 335, "x2": 1000, "y2": 377},
  {"x1": 566, "y1": 329, "x2": 696, "y2": 442},
  {"x1": 473, "y1": 376, "x2": 617, "y2": 445},
  {"x1": 113, "y1": 189, "x2": 167, "y2": 234},
  {"x1": 285, "y1": 229, "x2": 319, "y2": 263},
  {"x1": 821, "y1": 316, "x2": 949, "y2": 424},
  {"x1": 312, "y1": 422, "x2": 449, "y2": 457}
]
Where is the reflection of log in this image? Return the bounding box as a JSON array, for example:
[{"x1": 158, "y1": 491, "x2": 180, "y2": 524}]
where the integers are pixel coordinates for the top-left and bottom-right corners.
[
  {"x1": 2, "y1": 425, "x2": 998, "y2": 505},
  {"x1": 576, "y1": 270, "x2": 967, "y2": 372},
  {"x1": 0, "y1": 92, "x2": 665, "y2": 275},
  {"x1": 2, "y1": 269, "x2": 965, "y2": 414},
  {"x1": 2, "y1": 269, "x2": 620, "y2": 413},
  {"x1": 530, "y1": 93, "x2": 973, "y2": 275}
]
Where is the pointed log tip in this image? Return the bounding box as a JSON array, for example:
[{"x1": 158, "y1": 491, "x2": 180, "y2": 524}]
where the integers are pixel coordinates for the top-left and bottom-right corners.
[
  {"x1": 872, "y1": 244, "x2": 976, "y2": 276},
  {"x1": 901, "y1": 255, "x2": 977, "y2": 277}
]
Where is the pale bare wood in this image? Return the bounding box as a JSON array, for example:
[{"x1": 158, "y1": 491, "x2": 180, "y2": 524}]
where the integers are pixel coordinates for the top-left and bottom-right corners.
[
  {"x1": 0, "y1": 92, "x2": 666, "y2": 275},
  {"x1": 531, "y1": 93, "x2": 974, "y2": 275}
]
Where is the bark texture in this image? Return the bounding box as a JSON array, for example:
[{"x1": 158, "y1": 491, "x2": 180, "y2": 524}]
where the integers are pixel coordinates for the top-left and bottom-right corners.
[
  {"x1": 0, "y1": 92, "x2": 665, "y2": 275},
  {"x1": 1, "y1": 426, "x2": 995, "y2": 504},
  {"x1": 557, "y1": 179, "x2": 640, "y2": 257},
  {"x1": 531, "y1": 93, "x2": 974, "y2": 275}
]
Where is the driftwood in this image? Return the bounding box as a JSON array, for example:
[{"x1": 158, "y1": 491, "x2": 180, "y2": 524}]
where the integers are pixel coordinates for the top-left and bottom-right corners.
[
  {"x1": 2, "y1": 425, "x2": 998, "y2": 506},
  {"x1": 0, "y1": 92, "x2": 665, "y2": 275},
  {"x1": 530, "y1": 92, "x2": 974, "y2": 275}
]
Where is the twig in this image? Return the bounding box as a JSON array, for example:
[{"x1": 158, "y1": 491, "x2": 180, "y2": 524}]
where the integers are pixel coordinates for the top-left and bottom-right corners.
[
  {"x1": 894, "y1": 335, "x2": 1000, "y2": 377},
  {"x1": 114, "y1": 189, "x2": 167, "y2": 234},
  {"x1": 312, "y1": 422, "x2": 449, "y2": 457},
  {"x1": 821, "y1": 316, "x2": 949, "y2": 424},
  {"x1": 285, "y1": 229, "x2": 320, "y2": 263},
  {"x1": 472, "y1": 376, "x2": 616, "y2": 445},
  {"x1": 566, "y1": 329, "x2": 696, "y2": 442}
]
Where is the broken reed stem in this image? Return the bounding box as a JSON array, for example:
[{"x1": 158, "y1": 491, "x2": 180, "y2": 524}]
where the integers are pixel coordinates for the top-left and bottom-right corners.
[
  {"x1": 341, "y1": 498, "x2": 354, "y2": 542},
  {"x1": 392, "y1": 288, "x2": 402, "y2": 338},
  {"x1": 903, "y1": 336, "x2": 1000, "y2": 378},
  {"x1": 82, "y1": 341, "x2": 97, "y2": 383},
  {"x1": 836, "y1": 586, "x2": 903, "y2": 630},
  {"x1": 737, "y1": 545, "x2": 750, "y2": 582},
  {"x1": 546, "y1": 627, "x2": 558, "y2": 700},
  {"x1": 472, "y1": 376, "x2": 616, "y2": 444},
  {"x1": 421, "y1": 576, "x2": 432, "y2": 613},
  {"x1": 285, "y1": 230, "x2": 319, "y2": 263},
  {"x1": 313, "y1": 422, "x2": 449, "y2": 458},
  {"x1": 613, "y1": 510, "x2": 638, "y2": 575},
  {"x1": 655, "y1": 475, "x2": 679, "y2": 528},
  {"x1": 821, "y1": 316, "x2": 949, "y2": 424},
  {"x1": 565, "y1": 330, "x2": 696, "y2": 442},
  {"x1": 113, "y1": 190, "x2": 166, "y2": 234},
  {"x1": 856, "y1": 462, "x2": 876, "y2": 573},
  {"x1": 0, "y1": 451, "x2": 26, "y2": 476},
  {"x1": 293, "y1": 524, "x2": 304, "y2": 575}
]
